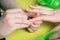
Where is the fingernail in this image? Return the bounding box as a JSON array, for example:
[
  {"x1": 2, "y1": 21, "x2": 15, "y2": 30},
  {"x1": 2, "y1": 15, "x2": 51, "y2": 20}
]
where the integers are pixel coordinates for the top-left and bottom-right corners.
[
  {"x1": 36, "y1": 5, "x2": 39, "y2": 6},
  {"x1": 30, "y1": 5, "x2": 32, "y2": 7}
]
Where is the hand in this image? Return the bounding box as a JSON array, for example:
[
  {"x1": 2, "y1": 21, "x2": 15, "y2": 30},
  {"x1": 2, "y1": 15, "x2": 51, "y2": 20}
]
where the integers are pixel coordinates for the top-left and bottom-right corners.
[
  {"x1": 27, "y1": 19, "x2": 42, "y2": 32},
  {"x1": 4, "y1": 9, "x2": 31, "y2": 29},
  {"x1": 26, "y1": 5, "x2": 54, "y2": 18},
  {"x1": 26, "y1": 5, "x2": 60, "y2": 32},
  {"x1": 26, "y1": 5, "x2": 53, "y2": 32},
  {"x1": 0, "y1": 9, "x2": 31, "y2": 39},
  {"x1": 26, "y1": 5, "x2": 60, "y2": 22}
]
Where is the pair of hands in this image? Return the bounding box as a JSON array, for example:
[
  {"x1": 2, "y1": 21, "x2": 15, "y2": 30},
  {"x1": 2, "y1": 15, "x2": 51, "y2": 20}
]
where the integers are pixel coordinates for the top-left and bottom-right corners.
[
  {"x1": 2, "y1": 5, "x2": 60, "y2": 35},
  {"x1": 2, "y1": 8, "x2": 42, "y2": 34}
]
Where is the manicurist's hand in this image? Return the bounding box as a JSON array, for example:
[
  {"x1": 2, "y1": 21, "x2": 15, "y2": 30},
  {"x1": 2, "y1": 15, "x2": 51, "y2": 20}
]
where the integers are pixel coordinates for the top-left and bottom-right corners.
[
  {"x1": 4, "y1": 9, "x2": 31, "y2": 29},
  {"x1": 26, "y1": 5, "x2": 60, "y2": 22},
  {"x1": 0, "y1": 9, "x2": 32, "y2": 39},
  {"x1": 26, "y1": 5, "x2": 60, "y2": 32}
]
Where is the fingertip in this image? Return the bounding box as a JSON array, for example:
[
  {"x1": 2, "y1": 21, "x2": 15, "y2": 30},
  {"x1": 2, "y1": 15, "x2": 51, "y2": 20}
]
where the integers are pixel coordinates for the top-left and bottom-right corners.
[
  {"x1": 36, "y1": 5, "x2": 39, "y2": 7},
  {"x1": 29, "y1": 5, "x2": 36, "y2": 9},
  {"x1": 29, "y1": 5, "x2": 32, "y2": 7},
  {"x1": 25, "y1": 9, "x2": 30, "y2": 12},
  {"x1": 27, "y1": 28, "x2": 34, "y2": 32},
  {"x1": 26, "y1": 9, "x2": 28, "y2": 11}
]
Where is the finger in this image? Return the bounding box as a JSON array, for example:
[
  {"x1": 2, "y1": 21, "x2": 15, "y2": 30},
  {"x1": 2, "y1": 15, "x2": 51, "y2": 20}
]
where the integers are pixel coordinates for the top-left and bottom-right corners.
[
  {"x1": 6, "y1": 13, "x2": 27, "y2": 19},
  {"x1": 26, "y1": 8, "x2": 42, "y2": 16},
  {"x1": 29, "y1": 5, "x2": 53, "y2": 10},
  {"x1": 26, "y1": 8, "x2": 54, "y2": 15},
  {"x1": 26, "y1": 9, "x2": 38, "y2": 13},
  {"x1": 27, "y1": 28, "x2": 37, "y2": 32},
  {"x1": 26, "y1": 12, "x2": 38, "y2": 17},
  {"x1": 27, "y1": 27, "x2": 34, "y2": 32},
  {"x1": 19, "y1": 24, "x2": 29, "y2": 28},
  {"x1": 30, "y1": 21, "x2": 42, "y2": 31},
  {"x1": 8, "y1": 19, "x2": 31, "y2": 25},
  {"x1": 29, "y1": 16, "x2": 56, "y2": 22},
  {"x1": 29, "y1": 5, "x2": 42, "y2": 9},
  {"x1": 27, "y1": 24, "x2": 40, "y2": 32},
  {"x1": 29, "y1": 17, "x2": 42, "y2": 22},
  {"x1": 36, "y1": 5, "x2": 40, "y2": 6},
  {"x1": 29, "y1": 5, "x2": 50, "y2": 11},
  {"x1": 27, "y1": 20, "x2": 42, "y2": 32},
  {"x1": 33, "y1": 21, "x2": 43, "y2": 25},
  {"x1": 26, "y1": 9, "x2": 38, "y2": 17},
  {"x1": 29, "y1": 5, "x2": 54, "y2": 15},
  {"x1": 31, "y1": 24, "x2": 40, "y2": 28},
  {"x1": 10, "y1": 23, "x2": 29, "y2": 29},
  {"x1": 26, "y1": 9, "x2": 40, "y2": 17}
]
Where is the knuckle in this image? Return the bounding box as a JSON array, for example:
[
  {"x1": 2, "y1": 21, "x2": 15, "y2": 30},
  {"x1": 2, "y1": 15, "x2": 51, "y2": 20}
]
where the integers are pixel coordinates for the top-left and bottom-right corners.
[
  {"x1": 5, "y1": 14, "x2": 9, "y2": 19},
  {"x1": 5, "y1": 10, "x2": 11, "y2": 13}
]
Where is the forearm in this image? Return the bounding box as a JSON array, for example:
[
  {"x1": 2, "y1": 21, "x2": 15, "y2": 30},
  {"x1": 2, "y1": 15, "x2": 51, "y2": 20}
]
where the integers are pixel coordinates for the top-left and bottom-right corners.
[
  {"x1": 0, "y1": 0, "x2": 20, "y2": 10},
  {"x1": 52, "y1": 24, "x2": 60, "y2": 30}
]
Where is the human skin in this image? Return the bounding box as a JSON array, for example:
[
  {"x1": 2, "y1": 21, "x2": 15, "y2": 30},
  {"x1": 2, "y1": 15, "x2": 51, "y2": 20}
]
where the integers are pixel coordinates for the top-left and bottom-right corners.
[
  {"x1": 48, "y1": 25, "x2": 60, "y2": 40},
  {"x1": 0, "y1": 9, "x2": 32, "y2": 39},
  {"x1": 1, "y1": 0, "x2": 60, "y2": 39},
  {"x1": 0, "y1": 0, "x2": 28, "y2": 39},
  {"x1": 26, "y1": 5, "x2": 60, "y2": 40},
  {"x1": 0, "y1": 0, "x2": 42, "y2": 39}
]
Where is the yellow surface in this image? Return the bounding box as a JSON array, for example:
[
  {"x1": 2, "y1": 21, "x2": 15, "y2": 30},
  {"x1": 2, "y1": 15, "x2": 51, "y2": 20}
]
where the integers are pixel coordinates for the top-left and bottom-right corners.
[
  {"x1": 6, "y1": 22, "x2": 56, "y2": 40},
  {"x1": 15, "y1": 0, "x2": 37, "y2": 9},
  {"x1": 6, "y1": 0, "x2": 56, "y2": 40}
]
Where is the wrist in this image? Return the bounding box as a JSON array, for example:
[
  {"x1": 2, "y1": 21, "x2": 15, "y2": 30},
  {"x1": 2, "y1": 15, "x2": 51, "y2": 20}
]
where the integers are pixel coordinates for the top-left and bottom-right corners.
[{"x1": 0, "y1": 18, "x2": 16, "y2": 39}]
